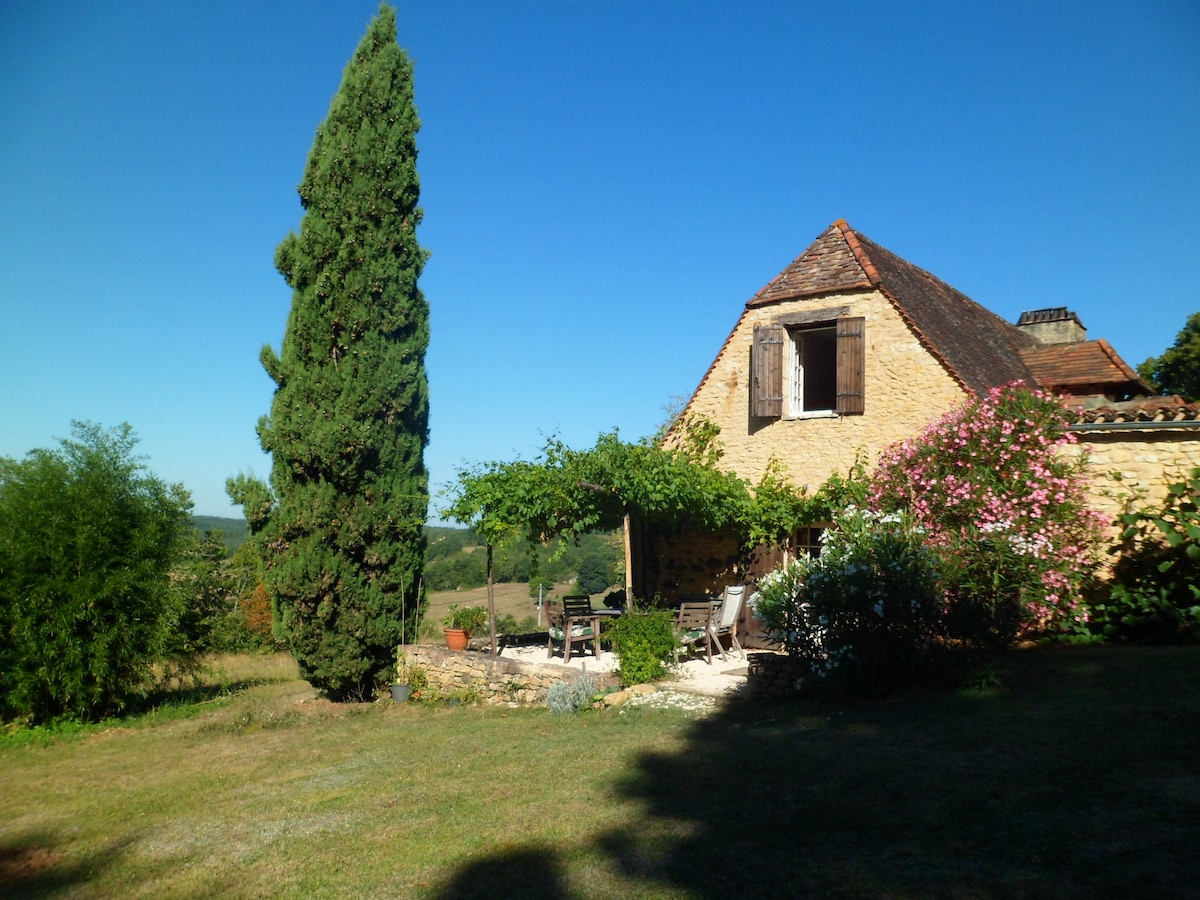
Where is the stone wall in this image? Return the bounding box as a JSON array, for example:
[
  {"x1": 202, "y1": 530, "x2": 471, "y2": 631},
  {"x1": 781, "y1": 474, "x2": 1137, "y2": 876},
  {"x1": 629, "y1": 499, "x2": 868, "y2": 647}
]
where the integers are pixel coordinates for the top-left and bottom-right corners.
[
  {"x1": 405, "y1": 645, "x2": 619, "y2": 705},
  {"x1": 648, "y1": 527, "x2": 742, "y2": 599},
  {"x1": 668, "y1": 290, "x2": 967, "y2": 490},
  {"x1": 1067, "y1": 428, "x2": 1200, "y2": 535},
  {"x1": 746, "y1": 651, "x2": 808, "y2": 698}
]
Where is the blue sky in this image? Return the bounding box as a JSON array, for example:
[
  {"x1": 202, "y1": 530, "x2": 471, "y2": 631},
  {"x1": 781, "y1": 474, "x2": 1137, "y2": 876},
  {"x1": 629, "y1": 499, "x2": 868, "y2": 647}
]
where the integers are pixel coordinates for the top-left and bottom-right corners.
[{"x1": 2, "y1": 1, "x2": 1197, "y2": 518}]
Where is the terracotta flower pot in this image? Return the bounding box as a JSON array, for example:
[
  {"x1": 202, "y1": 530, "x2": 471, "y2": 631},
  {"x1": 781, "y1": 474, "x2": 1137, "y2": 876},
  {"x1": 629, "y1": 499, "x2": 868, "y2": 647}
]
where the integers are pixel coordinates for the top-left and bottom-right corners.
[{"x1": 443, "y1": 628, "x2": 469, "y2": 651}]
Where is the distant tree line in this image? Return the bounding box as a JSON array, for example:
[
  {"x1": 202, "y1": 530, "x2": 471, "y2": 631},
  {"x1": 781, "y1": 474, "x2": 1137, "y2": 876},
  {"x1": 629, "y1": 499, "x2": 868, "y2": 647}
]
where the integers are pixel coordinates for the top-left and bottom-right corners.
[{"x1": 194, "y1": 521, "x2": 622, "y2": 596}]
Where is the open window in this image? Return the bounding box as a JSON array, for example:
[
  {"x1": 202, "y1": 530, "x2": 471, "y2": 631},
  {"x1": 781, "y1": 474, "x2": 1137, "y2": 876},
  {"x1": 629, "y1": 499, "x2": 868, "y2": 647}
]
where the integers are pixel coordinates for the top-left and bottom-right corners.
[{"x1": 753, "y1": 316, "x2": 864, "y2": 418}]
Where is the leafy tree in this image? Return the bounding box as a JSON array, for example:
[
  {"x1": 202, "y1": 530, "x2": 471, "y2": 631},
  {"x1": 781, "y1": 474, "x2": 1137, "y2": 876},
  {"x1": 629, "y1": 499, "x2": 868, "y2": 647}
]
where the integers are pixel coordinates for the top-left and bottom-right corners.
[
  {"x1": 1138, "y1": 312, "x2": 1200, "y2": 400},
  {"x1": 424, "y1": 550, "x2": 488, "y2": 592},
  {"x1": 0, "y1": 422, "x2": 192, "y2": 723},
  {"x1": 250, "y1": 5, "x2": 429, "y2": 697},
  {"x1": 576, "y1": 549, "x2": 612, "y2": 595},
  {"x1": 445, "y1": 427, "x2": 752, "y2": 601},
  {"x1": 424, "y1": 526, "x2": 482, "y2": 560},
  {"x1": 166, "y1": 530, "x2": 280, "y2": 658},
  {"x1": 166, "y1": 530, "x2": 236, "y2": 661},
  {"x1": 446, "y1": 418, "x2": 862, "y2": 600}
]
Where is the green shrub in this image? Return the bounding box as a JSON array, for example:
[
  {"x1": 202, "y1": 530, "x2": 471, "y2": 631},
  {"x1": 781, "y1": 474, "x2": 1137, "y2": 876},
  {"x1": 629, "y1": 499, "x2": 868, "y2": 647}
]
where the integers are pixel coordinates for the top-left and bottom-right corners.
[
  {"x1": 546, "y1": 676, "x2": 597, "y2": 714},
  {"x1": 1092, "y1": 468, "x2": 1200, "y2": 643},
  {"x1": 939, "y1": 537, "x2": 1028, "y2": 653},
  {"x1": 0, "y1": 422, "x2": 192, "y2": 723},
  {"x1": 606, "y1": 610, "x2": 677, "y2": 687},
  {"x1": 494, "y1": 614, "x2": 538, "y2": 636}
]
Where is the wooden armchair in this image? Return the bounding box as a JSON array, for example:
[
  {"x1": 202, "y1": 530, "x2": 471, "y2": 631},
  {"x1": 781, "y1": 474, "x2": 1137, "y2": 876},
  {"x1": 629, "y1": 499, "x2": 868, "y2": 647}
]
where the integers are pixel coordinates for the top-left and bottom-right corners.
[
  {"x1": 674, "y1": 601, "x2": 718, "y2": 665},
  {"x1": 546, "y1": 595, "x2": 601, "y2": 662}
]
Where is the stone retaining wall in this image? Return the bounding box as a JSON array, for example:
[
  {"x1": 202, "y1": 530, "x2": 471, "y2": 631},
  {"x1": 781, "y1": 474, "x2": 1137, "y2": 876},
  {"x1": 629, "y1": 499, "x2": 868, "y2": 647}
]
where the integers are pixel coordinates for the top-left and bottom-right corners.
[
  {"x1": 403, "y1": 646, "x2": 793, "y2": 706},
  {"x1": 404, "y1": 645, "x2": 620, "y2": 705},
  {"x1": 746, "y1": 651, "x2": 807, "y2": 698}
]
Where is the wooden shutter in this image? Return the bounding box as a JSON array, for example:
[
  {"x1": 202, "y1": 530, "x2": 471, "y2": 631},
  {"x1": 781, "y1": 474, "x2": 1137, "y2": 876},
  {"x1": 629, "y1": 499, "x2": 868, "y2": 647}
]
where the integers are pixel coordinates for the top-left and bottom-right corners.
[
  {"x1": 835, "y1": 316, "x2": 865, "y2": 415},
  {"x1": 752, "y1": 324, "x2": 784, "y2": 418}
]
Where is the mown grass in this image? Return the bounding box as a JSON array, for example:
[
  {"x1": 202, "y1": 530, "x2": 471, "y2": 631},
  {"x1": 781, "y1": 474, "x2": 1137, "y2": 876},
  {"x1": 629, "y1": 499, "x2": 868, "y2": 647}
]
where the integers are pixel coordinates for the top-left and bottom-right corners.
[{"x1": 2, "y1": 644, "x2": 1198, "y2": 898}]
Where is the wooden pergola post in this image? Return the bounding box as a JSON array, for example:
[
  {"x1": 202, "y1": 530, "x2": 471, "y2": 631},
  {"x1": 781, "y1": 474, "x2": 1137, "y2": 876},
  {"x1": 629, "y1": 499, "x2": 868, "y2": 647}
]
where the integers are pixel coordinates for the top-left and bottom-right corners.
[
  {"x1": 623, "y1": 510, "x2": 634, "y2": 609},
  {"x1": 486, "y1": 544, "x2": 498, "y2": 655}
]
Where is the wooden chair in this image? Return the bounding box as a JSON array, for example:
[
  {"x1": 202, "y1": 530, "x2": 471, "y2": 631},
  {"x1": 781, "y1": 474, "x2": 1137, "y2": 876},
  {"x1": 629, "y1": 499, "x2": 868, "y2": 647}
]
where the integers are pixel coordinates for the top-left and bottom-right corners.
[
  {"x1": 710, "y1": 585, "x2": 747, "y2": 660},
  {"x1": 546, "y1": 596, "x2": 601, "y2": 662},
  {"x1": 674, "y1": 601, "x2": 717, "y2": 665}
]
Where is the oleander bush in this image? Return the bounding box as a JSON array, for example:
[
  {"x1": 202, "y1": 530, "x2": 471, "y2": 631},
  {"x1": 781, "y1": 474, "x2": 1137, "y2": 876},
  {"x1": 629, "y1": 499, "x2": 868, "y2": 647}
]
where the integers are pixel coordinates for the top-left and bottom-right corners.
[
  {"x1": 755, "y1": 386, "x2": 1109, "y2": 696},
  {"x1": 753, "y1": 507, "x2": 945, "y2": 695},
  {"x1": 869, "y1": 383, "x2": 1104, "y2": 637}
]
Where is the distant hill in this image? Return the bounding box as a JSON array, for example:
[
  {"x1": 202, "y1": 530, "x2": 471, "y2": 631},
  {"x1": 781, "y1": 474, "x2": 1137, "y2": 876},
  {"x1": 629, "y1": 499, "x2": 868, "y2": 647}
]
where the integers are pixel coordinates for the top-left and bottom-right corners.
[
  {"x1": 189, "y1": 520, "x2": 617, "y2": 592},
  {"x1": 193, "y1": 515, "x2": 248, "y2": 556},
  {"x1": 190, "y1": 518, "x2": 476, "y2": 560}
]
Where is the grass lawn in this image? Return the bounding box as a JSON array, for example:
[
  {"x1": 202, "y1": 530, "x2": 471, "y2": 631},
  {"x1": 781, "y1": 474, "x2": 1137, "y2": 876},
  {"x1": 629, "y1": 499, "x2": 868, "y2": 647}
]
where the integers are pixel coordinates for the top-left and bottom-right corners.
[{"x1": 2, "y1": 645, "x2": 1198, "y2": 898}]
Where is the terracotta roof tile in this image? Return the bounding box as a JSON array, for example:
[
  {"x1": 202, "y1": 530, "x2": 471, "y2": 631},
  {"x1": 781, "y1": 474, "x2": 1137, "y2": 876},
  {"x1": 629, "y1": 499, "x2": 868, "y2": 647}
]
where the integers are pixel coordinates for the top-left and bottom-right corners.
[
  {"x1": 747, "y1": 222, "x2": 1039, "y2": 394},
  {"x1": 1068, "y1": 395, "x2": 1200, "y2": 424},
  {"x1": 851, "y1": 229, "x2": 1038, "y2": 394},
  {"x1": 670, "y1": 220, "x2": 1166, "y2": 444},
  {"x1": 746, "y1": 223, "x2": 873, "y2": 305},
  {"x1": 1019, "y1": 339, "x2": 1151, "y2": 395}
]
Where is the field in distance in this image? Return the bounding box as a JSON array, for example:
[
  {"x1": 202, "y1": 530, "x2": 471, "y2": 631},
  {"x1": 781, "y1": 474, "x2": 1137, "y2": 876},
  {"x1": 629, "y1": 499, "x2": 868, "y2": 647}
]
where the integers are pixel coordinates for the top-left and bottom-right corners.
[{"x1": 424, "y1": 581, "x2": 613, "y2": 635}]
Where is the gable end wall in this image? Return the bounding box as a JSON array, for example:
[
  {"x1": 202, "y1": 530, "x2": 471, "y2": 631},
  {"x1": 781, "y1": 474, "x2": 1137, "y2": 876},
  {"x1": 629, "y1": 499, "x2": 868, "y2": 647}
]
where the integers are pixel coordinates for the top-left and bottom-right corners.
[{"x1": 673, "y1": 290, "x2": 967, "y2": 488}]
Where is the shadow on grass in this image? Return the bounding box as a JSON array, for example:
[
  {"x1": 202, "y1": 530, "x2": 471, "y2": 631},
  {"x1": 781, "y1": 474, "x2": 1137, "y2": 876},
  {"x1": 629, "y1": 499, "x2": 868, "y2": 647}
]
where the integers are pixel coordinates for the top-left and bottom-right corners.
[
  {"x1": 432, "y1": 845, "x2": 572, "y2": 899},
  {"x1": 0, "y1": 832, "x2": 130, "y2": 897},
  {"x1": 123, "y1": 679, "x2": 269, "y2": 720},
  {"x1": 453, "y1": 645, "x2": 1200, "y2": 898},
  {"x1": 606, "y1": 645, "x2": 1200, "y2": 897}
]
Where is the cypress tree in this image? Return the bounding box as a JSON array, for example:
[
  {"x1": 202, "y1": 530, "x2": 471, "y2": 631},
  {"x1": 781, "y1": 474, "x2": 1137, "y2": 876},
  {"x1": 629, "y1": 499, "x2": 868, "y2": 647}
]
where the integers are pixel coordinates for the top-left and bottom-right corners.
[{"x1": 258, "y1": 4, "x2": 428, "y2": 697}]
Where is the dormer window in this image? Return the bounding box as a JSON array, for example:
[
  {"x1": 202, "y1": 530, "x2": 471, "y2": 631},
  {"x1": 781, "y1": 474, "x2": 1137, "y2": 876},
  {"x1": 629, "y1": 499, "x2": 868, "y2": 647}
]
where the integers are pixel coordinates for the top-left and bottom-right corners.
[
  {"x1": 790, "y1": 325, "x2": 837, "y2": 416},
  {"x1": 752, "y1": 314, "x2": 864, "y2": 418}
]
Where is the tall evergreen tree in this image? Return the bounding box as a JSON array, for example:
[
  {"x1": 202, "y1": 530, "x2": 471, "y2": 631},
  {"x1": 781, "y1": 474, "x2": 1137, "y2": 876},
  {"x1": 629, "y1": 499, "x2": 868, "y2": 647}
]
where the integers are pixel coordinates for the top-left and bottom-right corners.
[{"x1": 257, "y1": 4, "x2": 429, "y2": 697}]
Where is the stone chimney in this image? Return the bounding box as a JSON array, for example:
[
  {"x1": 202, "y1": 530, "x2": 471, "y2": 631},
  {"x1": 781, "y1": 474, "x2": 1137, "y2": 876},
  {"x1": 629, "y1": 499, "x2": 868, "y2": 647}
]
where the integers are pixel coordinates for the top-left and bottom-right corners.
[{"x1": 1015, "y1": 307, "x2": 1087, "y2": 344}]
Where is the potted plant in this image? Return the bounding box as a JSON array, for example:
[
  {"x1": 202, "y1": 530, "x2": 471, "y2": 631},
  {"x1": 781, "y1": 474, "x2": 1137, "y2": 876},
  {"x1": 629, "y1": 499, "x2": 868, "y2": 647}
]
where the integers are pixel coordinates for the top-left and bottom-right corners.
[
  {"x1": 442, "y1": 604, "x2": 488, "y2": 650},
  {"x1": 391, "y1": 647, "x2": 413, "y2": 702}
]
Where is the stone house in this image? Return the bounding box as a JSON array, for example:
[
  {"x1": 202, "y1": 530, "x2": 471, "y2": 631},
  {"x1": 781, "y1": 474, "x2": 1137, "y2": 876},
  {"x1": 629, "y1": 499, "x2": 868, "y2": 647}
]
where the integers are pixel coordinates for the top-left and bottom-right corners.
[{"x1": 640, "y1": 220, "x2": 1200, "y2": 603}]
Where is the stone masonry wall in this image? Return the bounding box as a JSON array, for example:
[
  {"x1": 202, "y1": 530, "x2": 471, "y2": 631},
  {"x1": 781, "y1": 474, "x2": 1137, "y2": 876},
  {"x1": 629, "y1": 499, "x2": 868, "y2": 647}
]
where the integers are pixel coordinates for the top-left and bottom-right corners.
[
  {"x1": 405, "y1": 645, "x2": 619, "y2": 705},
  {"x1": 1066, "y1": 430, "x2": 1200, "y2": 535},
  {"x1": 649, "y1": 527, "x2": 742, "y2": 599},
  {"x1": 672, "y1": 290, "x2": 967, "y2": 490}
]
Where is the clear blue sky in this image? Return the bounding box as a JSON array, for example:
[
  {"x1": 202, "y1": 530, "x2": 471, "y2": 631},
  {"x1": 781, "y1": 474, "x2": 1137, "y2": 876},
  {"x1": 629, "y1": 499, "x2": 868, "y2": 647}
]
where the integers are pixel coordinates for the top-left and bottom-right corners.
[{"x1": 2, "y1": 1, "x2": 1197, "y2": 518}]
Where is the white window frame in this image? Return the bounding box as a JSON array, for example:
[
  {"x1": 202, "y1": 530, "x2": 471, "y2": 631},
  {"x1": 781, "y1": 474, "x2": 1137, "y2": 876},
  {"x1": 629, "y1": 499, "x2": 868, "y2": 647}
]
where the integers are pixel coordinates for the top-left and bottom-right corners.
[{"x1": 788, "y1": 326, "x2": 837, "y2": 418}]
